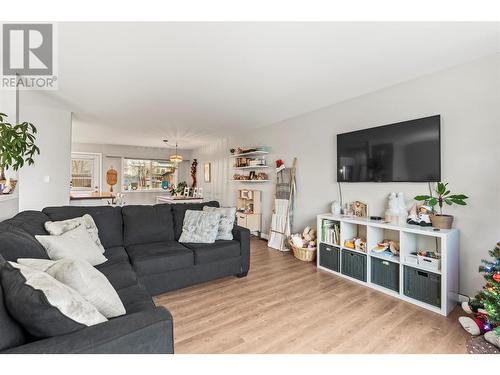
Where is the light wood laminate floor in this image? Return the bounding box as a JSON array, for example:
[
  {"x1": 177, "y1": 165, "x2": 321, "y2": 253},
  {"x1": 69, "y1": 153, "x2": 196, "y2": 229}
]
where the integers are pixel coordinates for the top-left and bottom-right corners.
[{"x1": 154, "y1": 238, "x2": 468, "y2": 354}]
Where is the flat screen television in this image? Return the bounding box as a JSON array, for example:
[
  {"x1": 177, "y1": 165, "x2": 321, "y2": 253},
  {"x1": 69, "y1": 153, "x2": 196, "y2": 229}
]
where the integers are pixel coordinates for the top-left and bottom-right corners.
[{"x1": 337, "y1": 115, "x2": 441, "y2": 182}]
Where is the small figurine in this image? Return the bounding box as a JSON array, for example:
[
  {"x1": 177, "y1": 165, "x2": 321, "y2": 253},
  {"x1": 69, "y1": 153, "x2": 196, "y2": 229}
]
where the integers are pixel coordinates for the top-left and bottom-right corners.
[{"x1": 407, "y1": 203, "x2": 433, "y2": 227}]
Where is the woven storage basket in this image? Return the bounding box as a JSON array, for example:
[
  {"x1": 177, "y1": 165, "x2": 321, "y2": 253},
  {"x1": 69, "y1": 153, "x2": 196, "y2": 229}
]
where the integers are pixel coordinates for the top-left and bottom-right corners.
[{"x1": 288, "y1": 239, "x2": 317, "y2": 262}]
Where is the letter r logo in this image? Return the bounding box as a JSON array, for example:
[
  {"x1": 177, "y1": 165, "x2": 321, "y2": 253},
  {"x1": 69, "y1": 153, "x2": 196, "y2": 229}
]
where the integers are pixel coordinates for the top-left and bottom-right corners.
[{"x1": 2, "y1": 24, "x2": 53, "y2": 75}]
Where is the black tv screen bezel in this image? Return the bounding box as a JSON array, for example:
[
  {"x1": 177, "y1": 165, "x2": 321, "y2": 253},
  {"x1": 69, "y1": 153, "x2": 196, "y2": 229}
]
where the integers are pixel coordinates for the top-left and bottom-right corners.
[{"x1": 336, "y1": 115, "x2": 441, "y2": 183}]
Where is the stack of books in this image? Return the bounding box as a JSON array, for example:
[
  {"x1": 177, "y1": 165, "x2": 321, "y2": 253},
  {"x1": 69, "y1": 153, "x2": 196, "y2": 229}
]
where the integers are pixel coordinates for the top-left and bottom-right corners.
[{"x1": 321, "y1": 220, "x2": 340, "y2": 245}]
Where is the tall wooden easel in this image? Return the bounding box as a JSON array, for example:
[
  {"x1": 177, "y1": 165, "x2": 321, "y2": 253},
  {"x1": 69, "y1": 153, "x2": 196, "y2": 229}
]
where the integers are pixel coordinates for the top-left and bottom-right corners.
[{"x1": 268, "y1": 157, "x2": 297, "y2": 251}]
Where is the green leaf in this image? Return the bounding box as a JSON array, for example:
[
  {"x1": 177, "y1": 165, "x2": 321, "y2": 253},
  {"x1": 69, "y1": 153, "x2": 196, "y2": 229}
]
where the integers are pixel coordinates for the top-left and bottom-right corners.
[
  {"x1": 450, "y1": 194, "x2": 468, "y2": 200},
  {"x1": 451, "y1": 199, "x2": 467, "y2": 205},
  {"x1": 428, "y1": 198, "x2": 438, "y2": 207},
  {"x1": 444, "y1": 198, "x2": 453, "y2": 205},
  {"x1": 414, "y1": 195, "x2": 432, "y2": 201},
  {"x1": 436, "y1": 182, "x2": 446, "y2": 195}
]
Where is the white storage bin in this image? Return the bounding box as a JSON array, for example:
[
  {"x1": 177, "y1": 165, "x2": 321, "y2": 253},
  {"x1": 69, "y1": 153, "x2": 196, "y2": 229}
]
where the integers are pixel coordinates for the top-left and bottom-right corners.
[
  {"x1": 405, "y1": 254, "x2": 418, "y2": 265},
  {"x1": 417, "y1": 255, "x2": 441, "y2": 271}
]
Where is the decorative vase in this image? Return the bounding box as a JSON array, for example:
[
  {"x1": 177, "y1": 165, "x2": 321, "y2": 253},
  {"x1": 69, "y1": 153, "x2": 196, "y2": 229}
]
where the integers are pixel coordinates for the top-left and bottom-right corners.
[
  {"x1": 331, "y1": 201, "x2": 341, "y2": 215},
  {"x1": 430, "y1": 214, "x2": 454, "y2": 229}
]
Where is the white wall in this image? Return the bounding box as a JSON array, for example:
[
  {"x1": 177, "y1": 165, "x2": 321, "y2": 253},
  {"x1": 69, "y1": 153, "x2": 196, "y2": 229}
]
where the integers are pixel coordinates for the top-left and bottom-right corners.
[
  {"x1": 0, "y1": 90, "x2": 19, "y2": 220},
  {"x1": 18, "y1": 106, "x2": 72, "y2": 211},
  {"x1": 194, "y1": 54, "x2": 500, "y2": 297},
  {"x1": 72, "y1": 143, "x2": 193, "y2": 205}
]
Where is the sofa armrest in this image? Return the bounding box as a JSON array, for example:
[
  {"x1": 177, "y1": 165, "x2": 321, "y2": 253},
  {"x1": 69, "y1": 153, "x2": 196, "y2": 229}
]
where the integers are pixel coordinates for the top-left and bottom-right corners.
[
  {"x1": 3, "y1": 307, "x2": 173, "y2": 354},
  {"x1": 232, "y1": 225, "x2": 250, "y2": 274}
]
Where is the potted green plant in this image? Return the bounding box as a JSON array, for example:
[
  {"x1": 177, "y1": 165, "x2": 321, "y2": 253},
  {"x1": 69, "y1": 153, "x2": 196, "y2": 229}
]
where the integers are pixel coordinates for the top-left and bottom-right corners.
[
  {"x1": 414, "y1": 182, "x2": 468, "y2": 229},
  {"x1": 169, "y1": 181, "x2": 188, "y2": 196},
  {"x1": 0, "y1": 113, "x2": 40, "y2": 189}
]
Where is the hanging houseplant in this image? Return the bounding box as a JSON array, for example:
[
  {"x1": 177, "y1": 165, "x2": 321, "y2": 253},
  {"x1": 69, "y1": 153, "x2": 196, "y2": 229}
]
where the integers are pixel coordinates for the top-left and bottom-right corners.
[
  {"x1": 0, "y1": 113, "x2": 40, "y2": 186},
  {"x1": 414, "y1": 182, "x2": 468, "y2": 229}
]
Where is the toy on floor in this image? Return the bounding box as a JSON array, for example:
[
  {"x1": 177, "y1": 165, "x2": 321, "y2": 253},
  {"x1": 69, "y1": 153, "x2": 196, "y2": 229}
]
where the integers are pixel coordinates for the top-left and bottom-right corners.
[
  {"x1": 459, "y1": 299, "x2": 499, "y2": 348},
  {"x1": 459, "y1": 301, "x2": 491, "y2": 335}
]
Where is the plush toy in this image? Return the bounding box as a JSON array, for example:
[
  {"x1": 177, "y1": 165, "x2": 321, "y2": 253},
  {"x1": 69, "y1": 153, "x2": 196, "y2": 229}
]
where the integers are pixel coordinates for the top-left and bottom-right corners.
[
  {"x1": 459, "y1": 300, "x2": 499, "y2": 348},
  {"x1": 291, "y1": 227, "x2": 317, "y2": 249},
  {"x1": 407, "y1": 203, "x2": 433, "y2": 227}
]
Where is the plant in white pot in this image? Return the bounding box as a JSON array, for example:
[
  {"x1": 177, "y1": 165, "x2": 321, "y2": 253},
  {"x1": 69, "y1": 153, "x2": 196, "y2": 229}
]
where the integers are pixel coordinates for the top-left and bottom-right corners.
[
  {"x1": 414, "y1": 182, "x2": 468, "y2": 229},
  {"x1": 0, "y1": 113, "x2": 40, "y2": 191}
]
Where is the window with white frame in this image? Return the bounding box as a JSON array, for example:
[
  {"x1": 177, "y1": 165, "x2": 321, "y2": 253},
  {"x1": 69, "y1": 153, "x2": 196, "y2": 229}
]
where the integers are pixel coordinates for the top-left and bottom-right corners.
[
  {"x1": 71, "y1": 153, "x2": 101, "y2": 191},
  {"x1": 122, "y1": 158, "x2": 177, "y2": 192}
]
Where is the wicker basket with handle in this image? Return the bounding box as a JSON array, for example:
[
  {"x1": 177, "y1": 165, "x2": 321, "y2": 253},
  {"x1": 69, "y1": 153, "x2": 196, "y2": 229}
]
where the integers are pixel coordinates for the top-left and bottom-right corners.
[{"x1": 288, "y1": 239, "x2": 317, "y2": 262}]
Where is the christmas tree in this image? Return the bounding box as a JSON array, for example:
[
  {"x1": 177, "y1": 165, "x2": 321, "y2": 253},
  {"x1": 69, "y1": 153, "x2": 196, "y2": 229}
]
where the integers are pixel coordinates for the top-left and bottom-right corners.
[{"x1": 478, "y1": 242, "x2": 500, "y2": 334}]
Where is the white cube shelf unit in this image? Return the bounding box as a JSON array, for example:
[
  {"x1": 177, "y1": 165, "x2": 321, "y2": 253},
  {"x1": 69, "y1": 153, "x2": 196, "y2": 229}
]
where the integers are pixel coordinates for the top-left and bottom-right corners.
[{"x1": 316, "y1": 214, "x2": 459, "y2": 316}]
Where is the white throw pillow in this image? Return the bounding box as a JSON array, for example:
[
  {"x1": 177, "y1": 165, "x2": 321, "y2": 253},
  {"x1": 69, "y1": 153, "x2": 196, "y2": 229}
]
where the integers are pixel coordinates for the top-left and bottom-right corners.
[
  {"x1": 9, "y1": 262, "x2": 107, "y2": 327},
  {"x1": 36, "y1": 225, "x2": 108, "y2": 266},
  {"x1": 18, "y1": 258, "x2": 125, "y2": 318},
  {"x1": 44, "y1": 214, "x2": 105, "y2": 254},
  {"x1": 179, "y1": 210, "x2": 221, "y2": 244},
  {"x1": 203, "y1": 206, "x2": 236, "y2": 240}
]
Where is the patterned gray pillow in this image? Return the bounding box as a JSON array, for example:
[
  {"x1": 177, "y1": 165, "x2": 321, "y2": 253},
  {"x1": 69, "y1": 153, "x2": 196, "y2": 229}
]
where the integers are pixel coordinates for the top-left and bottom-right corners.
[
  {"x1": 179, "y1": 210, "x2": 221, "y2": 244},
  {"x1": 203, "y1": 206, "x2": 236, "y2": 240}
]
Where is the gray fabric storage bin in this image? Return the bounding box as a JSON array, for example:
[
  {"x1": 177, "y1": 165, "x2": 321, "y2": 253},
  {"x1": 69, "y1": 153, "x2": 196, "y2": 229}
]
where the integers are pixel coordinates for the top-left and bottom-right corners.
[
  {"x1": 319, "y1": 243, "x2": 340, "y2": 272},
  {"x1": 341, "y1": 250, "x2": 366, "y2": 282},
  {"x1": 371, "y1": 257, "x2": 399, "y2": 292},
  {"x1": 403, "y1": 266, "x2": 441, "y2": 308}
]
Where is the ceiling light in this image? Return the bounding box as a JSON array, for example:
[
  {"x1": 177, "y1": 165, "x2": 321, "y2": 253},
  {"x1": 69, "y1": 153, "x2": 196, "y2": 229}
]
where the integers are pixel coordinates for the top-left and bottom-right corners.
[{"x1": 169, "y1": 142, "x2": 183, "y2": 164}]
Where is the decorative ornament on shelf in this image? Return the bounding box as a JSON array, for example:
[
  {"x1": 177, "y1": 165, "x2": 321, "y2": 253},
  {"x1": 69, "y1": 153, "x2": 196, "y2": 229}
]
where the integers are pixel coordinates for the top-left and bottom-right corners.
[
  {"x1": 275, "y1": 159, "x2": 285, "y2": 173},
  {"x1": 407, "y1": 203, "x2": 433, "y2": 227},
  {"x1": 385, "y1": 192, "x2": 407, "y2": 225},
  {"x1": 191, "y1": 159, "x2": 198, "y2": 188},
  {"x1": 0, "y1": 113, "x2": 40, "y2": 194},
  {"x1": 331, "y1": 200, "x2": 341, "y2": 215},
  {"x1": 343, "y1": 200, "x2": 368, "y2": 218},
  {"x1": 106, "y1": 166, "x2": 118, "y2": 192},
  {"x1": 414, "y1": 182, "x2": 468, "y2": 229}
]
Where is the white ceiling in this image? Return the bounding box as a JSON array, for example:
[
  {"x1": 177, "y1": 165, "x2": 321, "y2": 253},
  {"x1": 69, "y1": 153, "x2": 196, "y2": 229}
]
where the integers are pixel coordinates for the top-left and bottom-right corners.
[{"x1": 53, "y1": 22, "x2": 499, "y2": 149}]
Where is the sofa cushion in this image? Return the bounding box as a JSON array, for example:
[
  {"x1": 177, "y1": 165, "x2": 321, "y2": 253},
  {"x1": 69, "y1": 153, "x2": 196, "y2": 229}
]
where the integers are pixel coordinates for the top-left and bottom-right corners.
[
  {"x1": 122, "y1": 204, "x2": 175, "y2": 246},
  {"x1": 116, "y1": 284, "x2": 154, "y2": 314},
  {"x1": 95, "y1": 260, "x2": 138, "y2": 290},
  {"x1": 0, "y1": 211, "x2": 50, "y2": 237},
  {"x1": 17, "y1": 258, "x2": 126, "y2": 319},
  {"x1": 104, "y1": 246, "x2": 130, "y2": 265},
  {"x1": 126, "y1": 241, "x2": 194, "y2": 276},
  {"x1": 178, "y1": 210, "x2": 221, "y2": 244},
  {"x1": 0, "y1": 228, "x2": 49, "y2": 262},
  {"x1": 35, "y1": 225, "x2": 108, "y2": 266},
  {"x1": 184, "y1": 240, "x2": 241, "y2": 265},
  {"x1": 44, "y1": 214, "x2": 105, "y2": 253},
  {"x1": 0, "y1": 261, "x2": 107, "y2": 338},
  {"x1": 42, "y1": 206, "x2": 123, "y2": 248},
  {"x1": 203, "y1": 206, "x2": 237, "y2": 240},
  {"x1": 172, "y1": 201, "x2": 219, "y2": 240},
  {"x1": 0, "y1": 256, "x2": 27, "y2": 351}
]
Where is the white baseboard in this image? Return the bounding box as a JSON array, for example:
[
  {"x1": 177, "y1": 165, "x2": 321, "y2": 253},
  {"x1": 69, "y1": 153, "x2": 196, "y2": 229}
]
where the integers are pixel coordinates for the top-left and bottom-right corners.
[{"x1": 259, "y1": 233, "x2": 269, "y2": 240}]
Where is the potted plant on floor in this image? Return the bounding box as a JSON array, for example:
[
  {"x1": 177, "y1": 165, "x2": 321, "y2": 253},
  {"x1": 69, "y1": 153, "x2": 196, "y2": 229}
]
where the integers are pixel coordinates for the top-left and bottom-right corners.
[
  {"x1": 0, "y1": 113, "x2": 40, "y2": 192},
  {"x1": 414, "y1": 182, "x2": 468, "y2": 229}
]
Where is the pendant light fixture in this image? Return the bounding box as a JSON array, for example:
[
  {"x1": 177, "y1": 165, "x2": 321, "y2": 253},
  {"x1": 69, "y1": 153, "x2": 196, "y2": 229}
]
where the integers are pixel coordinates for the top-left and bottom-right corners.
[{"x1": 165, "y1": 140, "x2": 183, "y2": 164}]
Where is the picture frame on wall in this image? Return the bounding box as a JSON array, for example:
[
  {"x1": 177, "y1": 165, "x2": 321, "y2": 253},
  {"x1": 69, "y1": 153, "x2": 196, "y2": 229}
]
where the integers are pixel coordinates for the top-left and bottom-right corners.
[{"x1": 204, "y1": 163, "x2": 211, "y2": 183}]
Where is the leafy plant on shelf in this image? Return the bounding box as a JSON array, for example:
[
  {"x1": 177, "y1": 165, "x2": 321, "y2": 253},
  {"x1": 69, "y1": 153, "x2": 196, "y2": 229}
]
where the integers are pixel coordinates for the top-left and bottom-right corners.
[
  {"x1": 169, "y1": 181, "x2": 188, "y2": 196},
  {"x1": 0, "y1": 113, "x2": 40, "y2": 181},
  {"x1": 414, "y1": 182, "x2": 468, "y2": 215}
]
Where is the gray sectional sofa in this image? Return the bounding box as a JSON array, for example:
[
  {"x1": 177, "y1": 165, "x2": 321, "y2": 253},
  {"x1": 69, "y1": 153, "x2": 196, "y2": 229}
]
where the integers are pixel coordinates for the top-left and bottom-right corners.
[{"x1": 0, "y1": 201, "x2": 251, "y2": 354}]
